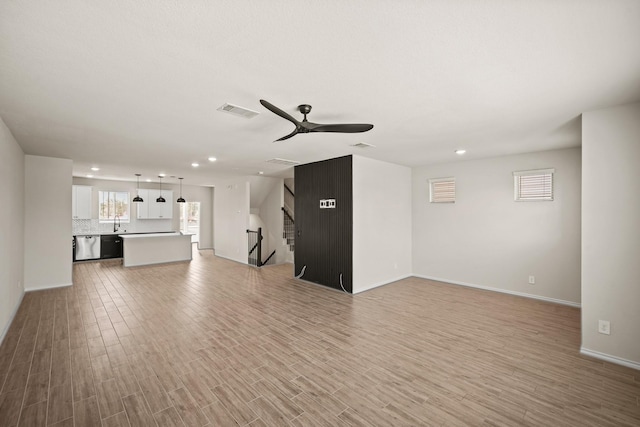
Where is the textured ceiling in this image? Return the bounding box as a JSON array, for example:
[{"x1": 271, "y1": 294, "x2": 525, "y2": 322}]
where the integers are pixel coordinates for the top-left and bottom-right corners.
[{"x1": 1, "y1": 1, "x2": 639, "y2": 186}]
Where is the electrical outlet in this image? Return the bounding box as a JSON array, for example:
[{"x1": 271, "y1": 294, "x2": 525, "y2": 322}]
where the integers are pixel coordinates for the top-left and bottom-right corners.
[
  {"x1": 528, "y1": 275, "x2": 535, "y2": 284},
  {"x1": 598, "y1": 320, "x2": 611, "y2": 335}
]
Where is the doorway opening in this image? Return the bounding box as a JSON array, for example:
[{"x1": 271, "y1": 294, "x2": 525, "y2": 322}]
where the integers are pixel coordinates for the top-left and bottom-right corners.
[{"x1": 180, "y1": 201, "x2": 200, "y2": 244}]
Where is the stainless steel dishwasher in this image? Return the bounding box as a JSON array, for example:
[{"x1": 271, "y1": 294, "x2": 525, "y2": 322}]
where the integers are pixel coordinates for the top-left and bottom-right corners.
[{"x1": 75, "y1": 235, "x2": 101, "y2": 260}]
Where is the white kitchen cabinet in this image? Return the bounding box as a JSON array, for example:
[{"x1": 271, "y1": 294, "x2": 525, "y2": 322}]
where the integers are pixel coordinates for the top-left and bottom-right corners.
[
  {"x1": 135, "y1": 189, "x2": 149, "y2": 219},
  {"x1": 136, "y1": 189, "x2": 173, "y2": 219},
  {"x1": 72, "y1": 185, "x2": 92, "y2": 219}
]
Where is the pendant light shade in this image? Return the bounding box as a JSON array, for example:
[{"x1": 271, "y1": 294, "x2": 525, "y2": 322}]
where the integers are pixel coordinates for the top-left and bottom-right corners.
[
  {"x1": 177, "y1": 177, "x2": 186, "y2": 203},
  {"x1": 156, "y1": 176, "x2": 166, "y2": 203},
  {"x1": 133, "y1": 173, "x2": 144, "y2": 202}
]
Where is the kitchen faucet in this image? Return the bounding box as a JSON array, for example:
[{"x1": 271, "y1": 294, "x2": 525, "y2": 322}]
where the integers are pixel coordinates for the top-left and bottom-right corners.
[{"x1": 113, "y1": 214, "x2": 120, "y2": 232}]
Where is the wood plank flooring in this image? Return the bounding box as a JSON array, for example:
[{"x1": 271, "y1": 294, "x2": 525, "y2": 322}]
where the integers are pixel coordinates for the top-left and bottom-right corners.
[{"x1": 1, "y1": 249, "x2": 639, "y2": 426}]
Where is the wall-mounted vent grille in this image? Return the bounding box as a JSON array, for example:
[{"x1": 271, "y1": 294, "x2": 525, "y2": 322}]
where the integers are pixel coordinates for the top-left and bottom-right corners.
[
  {"x1": 217, "y1": 103, "x2": 260, "y2": 119},
  {"x1": 351, "y1": 142, "x2": 376, "y2": 148},
  {"x1": 266, "y1": 158, "x2": 301, "y2": 166}
]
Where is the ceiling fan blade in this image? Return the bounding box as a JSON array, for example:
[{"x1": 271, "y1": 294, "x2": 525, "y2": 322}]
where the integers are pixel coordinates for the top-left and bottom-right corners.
[
  {"x1": 259, "y1": 99, "x2": 300, "y2": 126},
  {"x1": 274, "y1": 128, "x2": 300, "y2": 142},
  {"x1": 310, "y1": 123, "x2": 374, "y2": 133}
]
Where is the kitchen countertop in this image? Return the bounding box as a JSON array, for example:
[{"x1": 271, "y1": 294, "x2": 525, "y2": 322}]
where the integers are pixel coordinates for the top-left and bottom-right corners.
[
  {"x1": 119, "y1": 232, "x2": 189, "y2": 239},
  {"x1": 120, "y1": 232, "x2": 193, "y2": 267},
  {"x1": 74, "y1": 231, "x2": 179, "y2": 237}
]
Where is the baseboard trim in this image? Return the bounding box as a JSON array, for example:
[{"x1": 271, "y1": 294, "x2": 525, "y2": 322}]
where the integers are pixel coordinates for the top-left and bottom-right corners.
[
  {"x1": 24, "y1": 282, "x2": 73, "y2": 292},
  {"x1": 413, "y1": 274, "x2": 581, "y2": 308},
  {"x1": 214, "y1": 254, "x2": 248, "y2": 266},
  {"x1": 580, "y1": 347, "x2": 640, "y2": 371},
  {"x1": 0, "y1": 291, "x2": 25, "y2": 346},
  {"x1": 353, "y1": 274, "x2": 413, "y2": 294}
]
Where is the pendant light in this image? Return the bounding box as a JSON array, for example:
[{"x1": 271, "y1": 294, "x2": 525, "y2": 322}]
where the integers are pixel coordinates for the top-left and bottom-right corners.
[
  {"x1": 133, "y1": 173, "x2": 144, "y2": 202},
  {"x1": 156, "y1": 175, "x2": 166, "y2": 202},
  {"x1": 177, "y1": 177, "x2": 186, "y2": 203}
]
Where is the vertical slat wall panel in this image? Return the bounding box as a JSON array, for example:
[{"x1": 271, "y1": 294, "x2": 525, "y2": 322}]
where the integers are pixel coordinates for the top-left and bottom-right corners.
[{"x1": 294, "y1": 156, "x2": 353, "y2": 293}]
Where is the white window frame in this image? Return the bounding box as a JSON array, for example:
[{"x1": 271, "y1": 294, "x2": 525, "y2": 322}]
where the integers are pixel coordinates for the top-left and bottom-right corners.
[
  {"x1": 429, "y1": 177, "x2": 456, "y2": 203},
  {"x1": 513, "y1": 168, "x2": 554, "y2": 201},
  {"x1": 98, "y1": 190, "x2": 131, "y2": 223}
]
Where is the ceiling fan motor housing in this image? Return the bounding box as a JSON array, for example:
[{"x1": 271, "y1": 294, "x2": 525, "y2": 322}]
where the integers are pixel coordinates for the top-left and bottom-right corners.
[{"x1": 298, "y1": 104, "x2": 312, "y2": 115}]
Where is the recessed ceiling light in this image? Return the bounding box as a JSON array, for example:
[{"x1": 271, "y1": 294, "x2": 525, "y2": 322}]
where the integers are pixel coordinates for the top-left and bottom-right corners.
[
  {"x1": 90, "y1": 167, "x2": 100, "y2": 171},
  {"x1": 159, "y1": 173, "x2": 166, "y2": 177},
  {"x1": 258, "y1": 171, "x2": 264, "y2": 175},
  {"x1": 208, "y1": 157, "x2": 217, "y2": 162},
  {"x1": 192, "y1": 163, "x2": 199, "y2": 167},
  {"x1": 455, "y1": 149, "x2": 467, "y2": 155},
  {"x1": 146, "y1": 179, "x2": 152, "y2": 182},
  {"x1": 86, "y1": 174, "x2": 93, "y2": 178}
]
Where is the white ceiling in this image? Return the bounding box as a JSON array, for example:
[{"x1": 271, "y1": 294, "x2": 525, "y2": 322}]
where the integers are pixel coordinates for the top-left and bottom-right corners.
[{"x1": 1, "y1": 1, "x2": 639, "y2": 186}]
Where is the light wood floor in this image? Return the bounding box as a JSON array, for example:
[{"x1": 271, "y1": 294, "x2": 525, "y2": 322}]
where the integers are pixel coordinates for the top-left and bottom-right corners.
[{"x1": 1, "y1": 250, "x2": 639, "y2": 426}]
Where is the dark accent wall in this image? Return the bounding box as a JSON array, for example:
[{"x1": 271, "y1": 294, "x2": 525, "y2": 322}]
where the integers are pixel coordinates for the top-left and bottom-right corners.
[{"x1": 294, "y1": 155, "x2": 352, "y2": 293}]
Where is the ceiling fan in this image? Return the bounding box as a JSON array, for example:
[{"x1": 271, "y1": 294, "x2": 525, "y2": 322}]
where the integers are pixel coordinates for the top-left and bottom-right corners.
[{"x1": 259, "y1": 99, "x2": 374, "y2": 142}]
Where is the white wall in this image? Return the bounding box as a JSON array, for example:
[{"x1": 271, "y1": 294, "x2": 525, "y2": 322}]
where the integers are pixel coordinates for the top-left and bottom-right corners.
[
  {"x1": 0, "y1": 117, "x2": 25, "y2": 344},
  {"x1": 412, "y1": 148, "x2": 582, "y2": 305},
  {"x1": 352, "y1": 156, "x2": 412, "y2": 293},
  {"x1": 582, "y1": 102, "x2": 640, "y2": 368},
  {"x1": 72, "y1": 177, "x2": 214, "y2": 249},
  {"x1": 214, "y1": 179, "x2": 250, "y2": 263},
  {"x1": 211, "y1": 187, "x2": 215, "y2": 250},
  {"x1": 24, "y1": 155, "x2": 73, "y2": 290}
]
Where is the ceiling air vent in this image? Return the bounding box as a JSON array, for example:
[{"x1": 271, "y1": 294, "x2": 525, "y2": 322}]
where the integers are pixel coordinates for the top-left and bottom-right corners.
[
  {"x1": 266, "y1": 158, "x2": 301, "y2": 166},
  {"x1": 217, "y1": 103, "x2": 260, "y2": 119},
  {"x1": 351, "y1": 142, "x2": 376, "y2": 148}
]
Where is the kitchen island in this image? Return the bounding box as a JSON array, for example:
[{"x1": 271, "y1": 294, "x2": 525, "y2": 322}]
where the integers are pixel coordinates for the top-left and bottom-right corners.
[{"x1": 119, "y1": 232, "x2": 192, "y2": 267}]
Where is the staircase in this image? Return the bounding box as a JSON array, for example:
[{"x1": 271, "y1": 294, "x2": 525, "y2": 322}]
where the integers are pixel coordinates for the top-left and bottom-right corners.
[
  {"x1": 283, "y1": 182, "x2": 295, "y2": 253},
  {"x1": 282, "y1": 207, "x2": 294, "y2": 252}
]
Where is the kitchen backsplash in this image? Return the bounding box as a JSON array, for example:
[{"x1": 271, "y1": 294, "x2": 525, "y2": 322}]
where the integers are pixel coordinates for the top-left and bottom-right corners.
[{"x1": 72, "y1": 219, "x2": 173, "y2": 235}]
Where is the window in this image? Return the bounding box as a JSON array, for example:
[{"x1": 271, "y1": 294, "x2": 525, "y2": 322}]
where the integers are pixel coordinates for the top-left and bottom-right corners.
[
  {"x1": 429, "y1": 177, "x2": 455, "y2": 203},
  {"x1": 99, "y1": 191, "x2": 130, "y2": 222},
  {"x1": 513, "y1": 168, "x2": 554, "y2": 201},
  {"x1": 180, "y1": 201, "x2": 200, "y2": 244}
]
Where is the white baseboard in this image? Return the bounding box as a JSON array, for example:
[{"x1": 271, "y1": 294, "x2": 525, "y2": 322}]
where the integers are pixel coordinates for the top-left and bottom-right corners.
[
  {"x1": 353, "y1": 274, "x2": 413, "y2": 294},
  {"x1": 25, "y1": 282, "x2": 73, "y2": 292},
  {"x1": 413, "y1": 274, "x2": 581, "y2": 308},
  {"x1": 214, "y1": 253, "x2": 248, "y2": 265},
  {"x1": 0, "y1": 291, "x2": 25, "y2": 346},
  {"x1": 580, "y1": 347, "x2": 640, "y2": 371}
]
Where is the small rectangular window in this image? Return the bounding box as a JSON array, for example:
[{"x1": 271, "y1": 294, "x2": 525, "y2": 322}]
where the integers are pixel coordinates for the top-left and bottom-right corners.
[
  {"x1": 429, "y1": 177, "x2": 455, "y2": 203},
  {"x1": 99, "y1": 191, "x2": 130, "y2": 222},
  {"x1": 513, "y1": 169, "x2": 554, "y2": 201}
]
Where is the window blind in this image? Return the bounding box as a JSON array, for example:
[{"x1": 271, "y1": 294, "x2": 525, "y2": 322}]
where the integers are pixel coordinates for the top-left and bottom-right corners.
[
  {"x1": 429, "y1": 178, "x2": 455, "y2": 203},
  {"x1": 513, "y1": 169, "x2": 554, "y2": 201}
]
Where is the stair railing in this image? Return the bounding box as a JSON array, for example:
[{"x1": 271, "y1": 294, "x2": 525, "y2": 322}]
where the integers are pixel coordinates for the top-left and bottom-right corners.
[
  {"x1": 281, "y1": 207, "x2": 295, "y2": 251},
  {"x1": 284, "y1": 184, "x2": 295, "y2": 197},
  {"x1": 246, "y1": 227, "x2": 276, "y2": 267}
]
